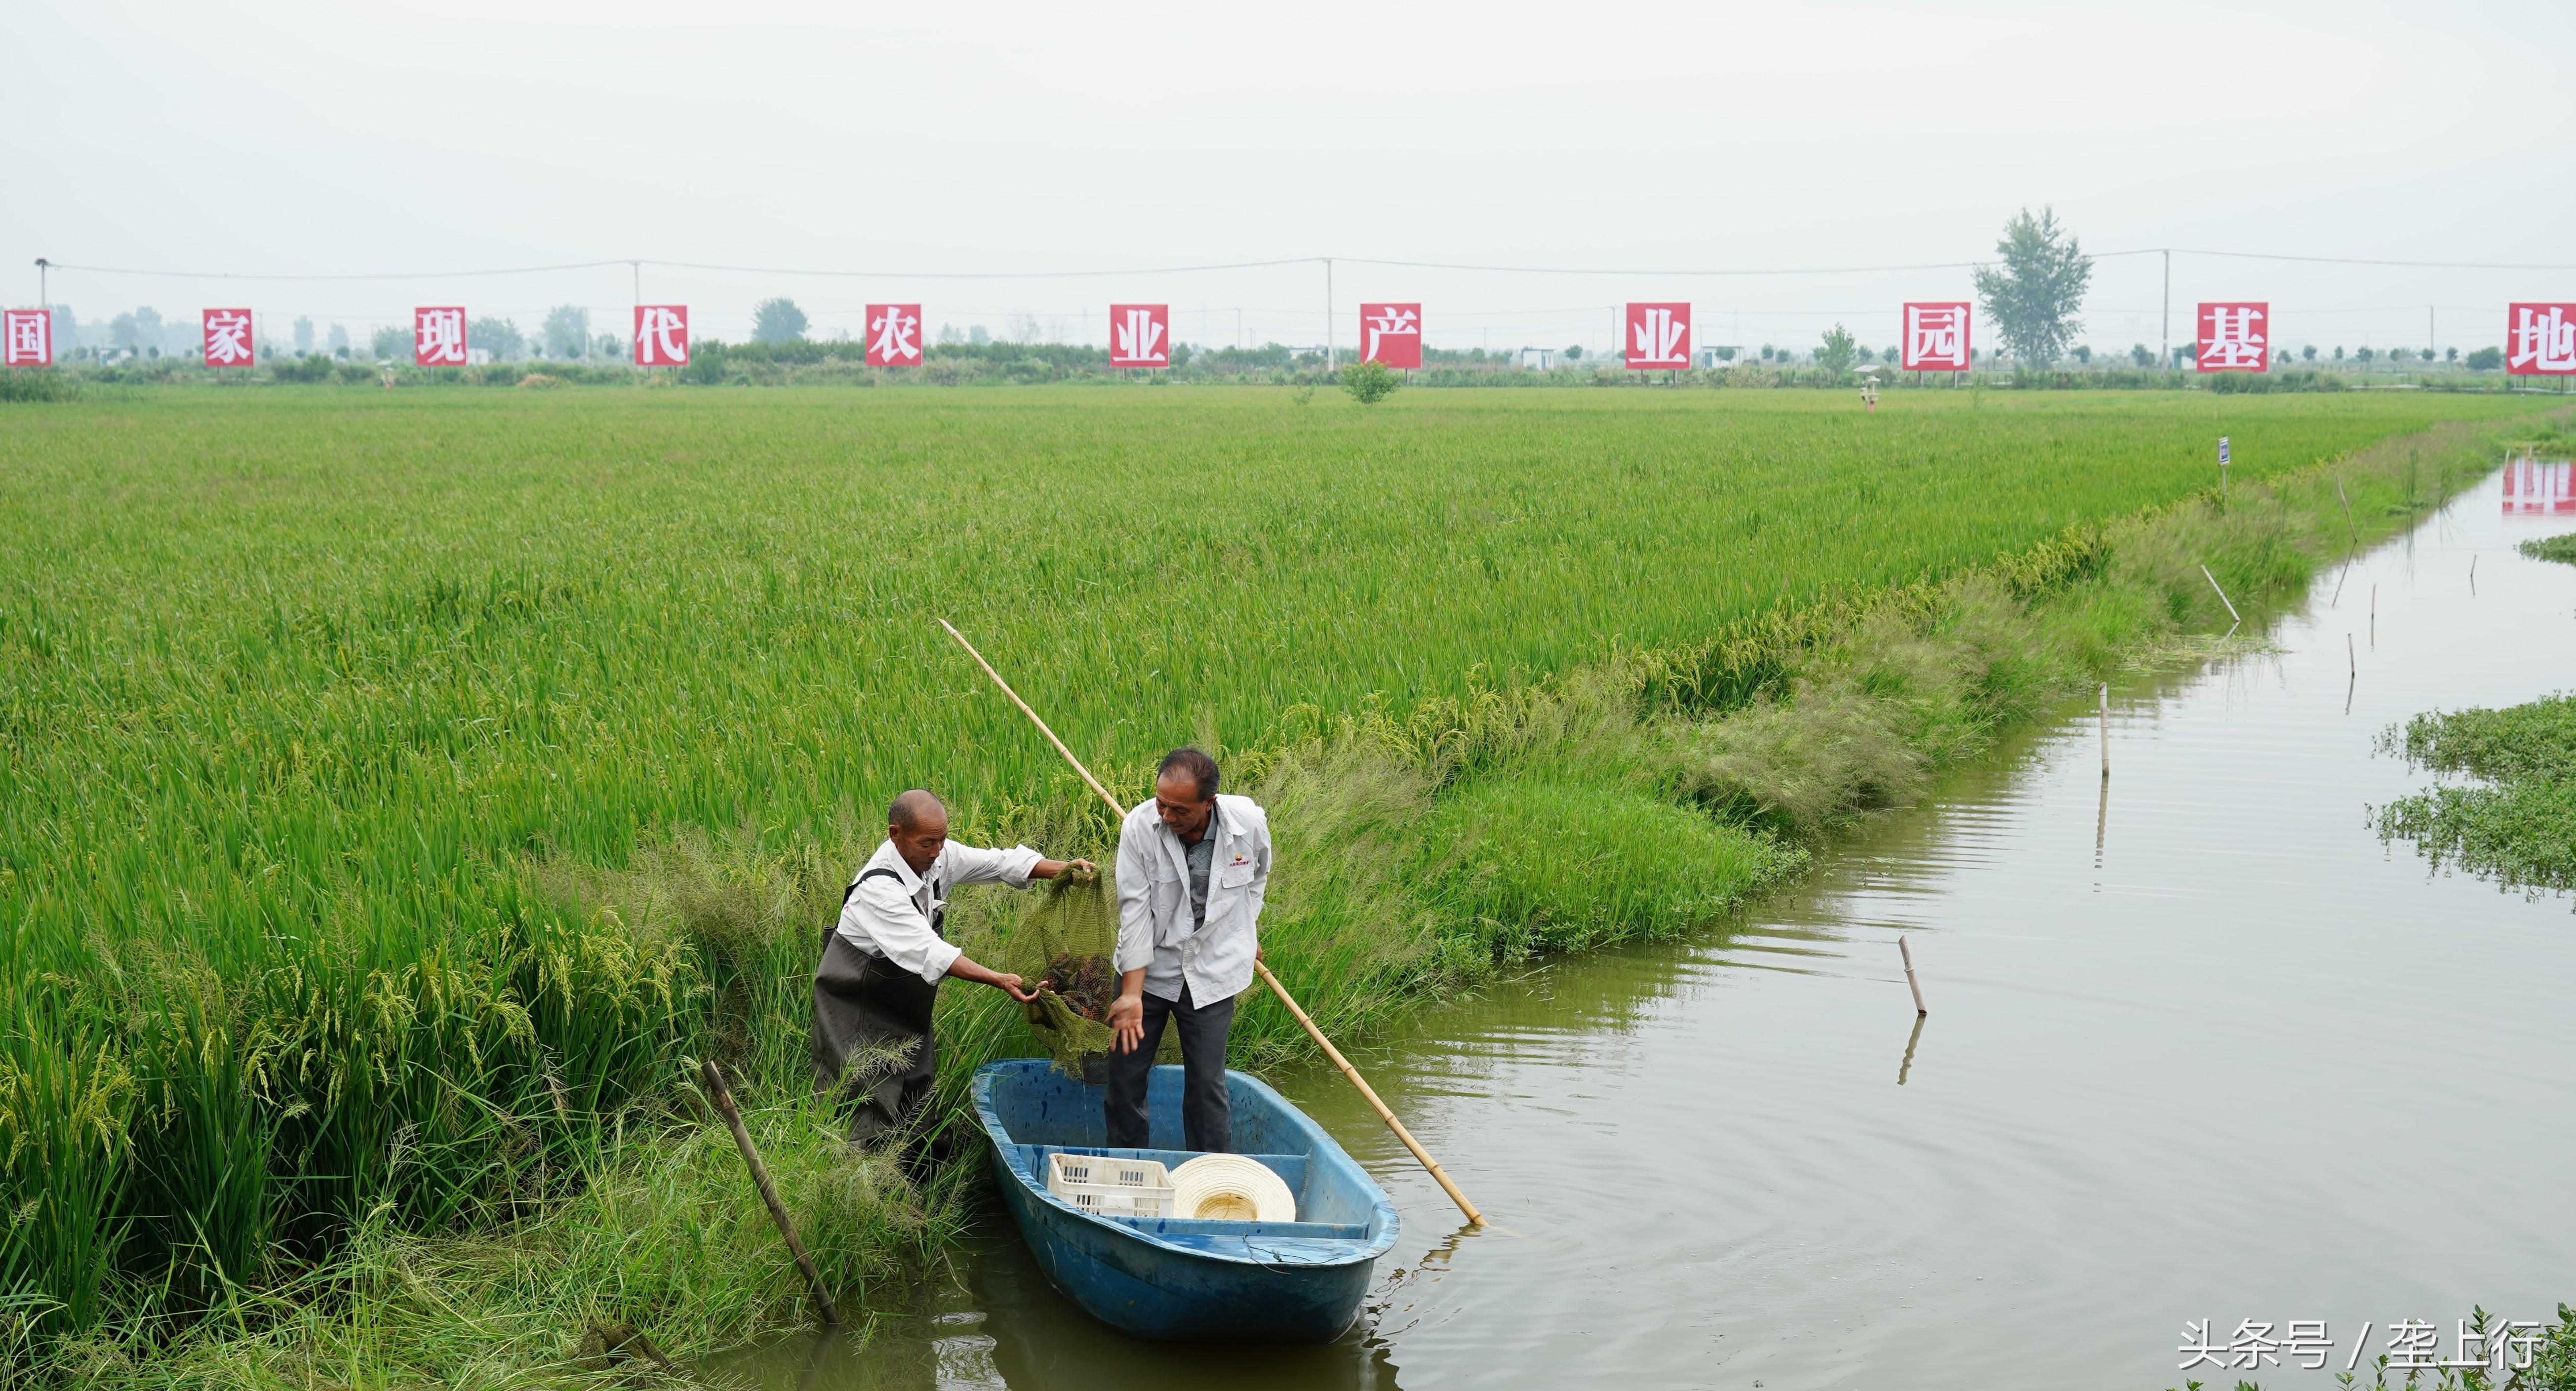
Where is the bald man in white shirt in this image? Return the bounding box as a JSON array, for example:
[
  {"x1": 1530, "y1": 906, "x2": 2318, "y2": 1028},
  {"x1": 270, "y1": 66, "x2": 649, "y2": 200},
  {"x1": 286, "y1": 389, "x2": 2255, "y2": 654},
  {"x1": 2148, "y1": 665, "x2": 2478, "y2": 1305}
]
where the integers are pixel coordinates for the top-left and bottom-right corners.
[{"x1": 813, "y1": 789, "x2": 1090, "y2": 1148}]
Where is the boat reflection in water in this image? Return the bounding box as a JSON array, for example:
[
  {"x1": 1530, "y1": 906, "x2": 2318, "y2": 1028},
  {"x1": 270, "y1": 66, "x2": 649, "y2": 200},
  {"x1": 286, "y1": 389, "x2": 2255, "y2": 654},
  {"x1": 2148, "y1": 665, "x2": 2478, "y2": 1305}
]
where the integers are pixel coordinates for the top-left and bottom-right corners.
[{"x1": 727, "y1": 1222, "x2": 1406, "y2": 1391}]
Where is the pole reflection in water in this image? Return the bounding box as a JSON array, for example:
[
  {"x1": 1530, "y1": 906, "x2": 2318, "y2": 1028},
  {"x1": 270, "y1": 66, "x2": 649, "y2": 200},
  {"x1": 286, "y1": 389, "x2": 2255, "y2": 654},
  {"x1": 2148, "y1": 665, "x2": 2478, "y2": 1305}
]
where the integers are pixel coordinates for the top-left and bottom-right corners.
[{"x1": 1895, "y1": 1015, "x2": 1926, "y2": 1087}]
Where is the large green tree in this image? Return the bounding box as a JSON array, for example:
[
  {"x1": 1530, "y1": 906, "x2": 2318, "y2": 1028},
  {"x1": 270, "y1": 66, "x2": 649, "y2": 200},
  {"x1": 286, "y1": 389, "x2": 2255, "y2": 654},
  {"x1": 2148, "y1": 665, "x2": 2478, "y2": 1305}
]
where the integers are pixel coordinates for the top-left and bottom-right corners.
[
  {"x1": 1816, "y1": 323, "x2": 1858, "y2": 376},
  {"x1": 1972, "y1": 207, "x2": 2092, "y2": 367},
  {"x1": 752, "y1": 297, "x2": 809, "y2": 346}
]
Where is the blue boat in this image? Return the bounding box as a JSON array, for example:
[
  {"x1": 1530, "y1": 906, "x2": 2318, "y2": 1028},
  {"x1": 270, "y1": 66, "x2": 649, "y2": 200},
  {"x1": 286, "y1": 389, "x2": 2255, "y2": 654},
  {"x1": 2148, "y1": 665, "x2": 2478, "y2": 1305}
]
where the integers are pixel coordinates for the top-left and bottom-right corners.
[{"x1": 972, "y1": 1058, "x2": 1401, "y2": 1344}]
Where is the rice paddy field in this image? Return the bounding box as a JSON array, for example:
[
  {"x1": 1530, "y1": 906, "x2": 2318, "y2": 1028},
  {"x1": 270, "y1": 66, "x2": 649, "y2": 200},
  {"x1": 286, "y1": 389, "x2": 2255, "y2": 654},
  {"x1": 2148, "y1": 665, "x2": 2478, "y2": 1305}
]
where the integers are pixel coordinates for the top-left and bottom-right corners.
[{"x1": 0, "y1": 385, "x2": 2556, "y2": 1362}]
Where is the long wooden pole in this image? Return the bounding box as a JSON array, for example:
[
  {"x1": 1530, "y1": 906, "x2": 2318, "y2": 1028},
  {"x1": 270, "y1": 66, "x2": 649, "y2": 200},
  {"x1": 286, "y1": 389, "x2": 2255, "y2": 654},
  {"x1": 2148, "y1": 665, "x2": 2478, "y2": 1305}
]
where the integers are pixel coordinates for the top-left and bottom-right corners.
[
  {"x1": 1248, "y1": 956, "x2": 1482, "y2": 1225},
  {"x1": 701, "y1": 1060, "x2": 841, "y2": 1327},
  {"x1": 937, "y1": 618, "x2": 1486, "y2": 1226}
]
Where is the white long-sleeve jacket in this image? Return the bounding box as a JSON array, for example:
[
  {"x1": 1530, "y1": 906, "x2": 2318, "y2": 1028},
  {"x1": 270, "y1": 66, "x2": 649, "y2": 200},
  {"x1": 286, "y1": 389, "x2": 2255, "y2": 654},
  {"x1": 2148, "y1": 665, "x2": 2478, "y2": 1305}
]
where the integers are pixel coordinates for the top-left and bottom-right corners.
[
  {"x1": 835, "y1": 837, "x2": 1043, "y2": 985},
  {"x1": 1114, "y1": 794, "x2": 1272, "y2": 1003}
]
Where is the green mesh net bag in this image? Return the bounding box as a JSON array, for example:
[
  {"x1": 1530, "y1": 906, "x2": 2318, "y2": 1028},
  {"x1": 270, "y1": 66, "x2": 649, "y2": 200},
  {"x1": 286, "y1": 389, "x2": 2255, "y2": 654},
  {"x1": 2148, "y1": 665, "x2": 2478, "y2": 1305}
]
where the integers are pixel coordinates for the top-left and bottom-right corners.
[{"x1": 1010, "y1": 871, "x2": 1177, "y2": 1077}]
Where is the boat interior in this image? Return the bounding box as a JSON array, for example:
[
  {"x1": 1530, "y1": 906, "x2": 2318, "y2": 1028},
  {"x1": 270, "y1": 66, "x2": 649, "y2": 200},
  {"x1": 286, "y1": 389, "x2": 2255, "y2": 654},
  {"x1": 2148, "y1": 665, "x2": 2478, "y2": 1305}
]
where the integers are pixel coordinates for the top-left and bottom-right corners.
[{"x1": 979, "y1": 1061, "x2": 1390, "y2": 1244}]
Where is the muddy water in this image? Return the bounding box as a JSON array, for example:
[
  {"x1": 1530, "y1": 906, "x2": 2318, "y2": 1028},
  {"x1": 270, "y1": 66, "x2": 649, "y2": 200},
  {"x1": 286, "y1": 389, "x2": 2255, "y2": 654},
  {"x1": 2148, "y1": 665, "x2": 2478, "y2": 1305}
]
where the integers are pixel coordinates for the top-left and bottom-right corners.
[{"x1": 746, "y1": 467, "x2": 2576, "y2": 1391}]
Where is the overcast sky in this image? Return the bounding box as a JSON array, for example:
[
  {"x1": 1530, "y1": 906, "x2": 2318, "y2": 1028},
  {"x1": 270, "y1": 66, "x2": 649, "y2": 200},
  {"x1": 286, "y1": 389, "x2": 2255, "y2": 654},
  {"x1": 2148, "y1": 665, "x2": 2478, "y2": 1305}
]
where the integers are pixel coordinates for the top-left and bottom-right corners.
[{"x1": 11, "y1": 0, "x2": 2571, "y2": 356}]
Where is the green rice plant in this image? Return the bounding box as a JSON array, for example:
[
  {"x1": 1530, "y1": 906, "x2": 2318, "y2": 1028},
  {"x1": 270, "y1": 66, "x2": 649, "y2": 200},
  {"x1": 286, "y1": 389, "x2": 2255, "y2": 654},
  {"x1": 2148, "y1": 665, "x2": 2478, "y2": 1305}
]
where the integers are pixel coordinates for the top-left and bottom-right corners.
[{"x1": 0, "y1": 387, "x2": 2557, "y2": 1354}]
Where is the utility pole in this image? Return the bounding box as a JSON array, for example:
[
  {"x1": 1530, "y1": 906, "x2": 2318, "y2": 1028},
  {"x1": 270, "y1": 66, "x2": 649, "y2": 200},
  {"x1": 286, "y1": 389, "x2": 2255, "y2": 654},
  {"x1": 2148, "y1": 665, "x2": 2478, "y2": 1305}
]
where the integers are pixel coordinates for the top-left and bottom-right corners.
[
  {"x1": 2159, "y1": 249, "x2": 2171, "y2": 368},
  {"x1": 1323, "y1": 257, "x2": 1335, "y2": 370},
  {"x1": 34, "y1": 257, "x2": 49, "y2": 311}
]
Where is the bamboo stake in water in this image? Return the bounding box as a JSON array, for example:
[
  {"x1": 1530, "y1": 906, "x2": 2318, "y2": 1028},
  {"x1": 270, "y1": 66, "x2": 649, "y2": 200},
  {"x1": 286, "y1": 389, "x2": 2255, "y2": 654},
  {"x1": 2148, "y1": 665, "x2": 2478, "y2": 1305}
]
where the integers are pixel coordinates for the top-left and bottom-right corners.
[
  {"x1": 2370, "y1": 584, "x2": 2377, "y2": 647},
  {"x1": 2470, "y1": 554, "x2": 2477, "y2": 596},
  {"x1": 2097, "y1": 683, "x2": 2109, "y2": 779},
  {"x1": 1899, "y1": 936, "x2": 1927, "y2": 1016},
  {"x1": 701, "y1": 1060, "x2": 840, "y2": 1327},
  {"x1": 2348, "y1": 633, "x2": 2357, "y2": 678},
  {"x1": 2199, "y1": 564, "x2": 2242, "y2": 632},
  {"x1": 937, "y1": 618, "x2": 1486, "y2": 1227}
]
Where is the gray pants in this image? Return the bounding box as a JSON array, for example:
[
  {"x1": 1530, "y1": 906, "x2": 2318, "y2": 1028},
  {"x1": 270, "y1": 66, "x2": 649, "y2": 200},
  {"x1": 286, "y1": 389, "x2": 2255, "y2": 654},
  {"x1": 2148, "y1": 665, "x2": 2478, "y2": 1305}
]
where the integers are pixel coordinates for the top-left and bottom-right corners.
[
  {"x1": 1103, "y1": 983, "x2": 1235, "y2": 1153},
  {"x1": 811, "y1": 931, "x2": 938, "y2": 1147}
]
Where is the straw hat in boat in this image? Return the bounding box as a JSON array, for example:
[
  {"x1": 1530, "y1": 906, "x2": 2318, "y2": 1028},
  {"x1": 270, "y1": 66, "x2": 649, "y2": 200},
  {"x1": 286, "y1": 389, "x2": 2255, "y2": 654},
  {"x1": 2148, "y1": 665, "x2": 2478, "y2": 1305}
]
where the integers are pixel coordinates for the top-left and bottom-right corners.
[{"x1": 1169, "y1": 1154, "x2": 1296, "y2": 1223}]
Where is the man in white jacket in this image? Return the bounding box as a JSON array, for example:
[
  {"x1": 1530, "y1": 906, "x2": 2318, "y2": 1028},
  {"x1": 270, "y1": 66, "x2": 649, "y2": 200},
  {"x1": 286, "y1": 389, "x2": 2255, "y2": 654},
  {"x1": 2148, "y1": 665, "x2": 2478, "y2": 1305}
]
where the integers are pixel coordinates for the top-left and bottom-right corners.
[
  {"x1": 1105, "y1": 748, "x2": 1271, "y2": 1153},
  {"x1": 814, "y1": 789, "x2": 1090, "y2": 1147}
]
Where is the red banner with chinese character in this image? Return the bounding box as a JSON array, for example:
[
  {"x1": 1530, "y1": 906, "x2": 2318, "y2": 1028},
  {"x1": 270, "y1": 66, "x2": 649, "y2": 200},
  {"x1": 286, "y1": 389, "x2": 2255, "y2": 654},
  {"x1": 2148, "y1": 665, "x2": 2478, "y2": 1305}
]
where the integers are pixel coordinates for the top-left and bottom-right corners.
[
  {"x1": 2196, "y1": 302, "x2": 2270, "y2": 372},
  {"x1": 634, "y1": 306, "x2": 689, "y2": 367},
  {"x1": 2, "y1": 309, "x2": 50, "y2": 366},
  {"x1": 1625, "y1": 302, "x2": 1690, "y2": 369},
  {"x1": 1107, "y1": 304, "x2": 1169, "y2": 367},
  {"x1": 2506, "y1": 303, "x2": 2576, "y2": 375},
  {"x1": 202, "y1": 309, "x2": 255, "y2": 368},
  {"x1": 1360, "y1": 303, "x2": 1422, "y2": 368},
  {"x1": 414, "y1": 307, "x2": 468, "y2": 366},
  {"x1": 866, "y1": 305, "x2": 923, "y2": 367},
  {"x1": 1901, "y1": 302, "x2": 1971, "y2": 370}
]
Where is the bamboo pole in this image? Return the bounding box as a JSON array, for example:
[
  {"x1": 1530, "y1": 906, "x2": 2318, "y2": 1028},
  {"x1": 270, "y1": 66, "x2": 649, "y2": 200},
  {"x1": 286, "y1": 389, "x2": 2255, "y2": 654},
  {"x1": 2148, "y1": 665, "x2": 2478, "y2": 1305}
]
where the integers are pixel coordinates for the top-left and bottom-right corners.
[
  {"x1": 1251, "y1": 957, "x2": 1483, "y2": 1226},
  {"x1": 701, "y1": 1060, "x2": 840, "y2": 1327},
  {"x1": 2199, "y1": 564, "x2": 2242, "y2": 631},
  {"x1": 1899, "y1": 936, "x2": 1928, "y2": 1016},
  {"x1": 2336, "y1": 477, "x2": 2357, "y2": 546},
  {"x1": 937, "y1": 618, "x2": 1486, "y2": 1226},
  {"x1": 2097, "y1": 683, "x2": 2109, "y2": 779}
]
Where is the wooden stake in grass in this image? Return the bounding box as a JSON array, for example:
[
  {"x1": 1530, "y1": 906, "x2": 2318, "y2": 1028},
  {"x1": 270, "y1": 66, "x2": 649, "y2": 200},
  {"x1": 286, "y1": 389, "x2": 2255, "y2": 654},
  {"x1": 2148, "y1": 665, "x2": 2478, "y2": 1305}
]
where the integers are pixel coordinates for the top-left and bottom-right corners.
[
  {"x1": 938, "y1": 618, "x2": 1487, "y2": 1228},
  {"x1": 700, "y1": 1060, "x2": 840, "y2": 1328},
  {"x1": 2337, "y1": 476, "x2": 2358, "y2": 545},
  {"x1": 1899, "y1": 936, "x2": 1928, "y2": 1017}
]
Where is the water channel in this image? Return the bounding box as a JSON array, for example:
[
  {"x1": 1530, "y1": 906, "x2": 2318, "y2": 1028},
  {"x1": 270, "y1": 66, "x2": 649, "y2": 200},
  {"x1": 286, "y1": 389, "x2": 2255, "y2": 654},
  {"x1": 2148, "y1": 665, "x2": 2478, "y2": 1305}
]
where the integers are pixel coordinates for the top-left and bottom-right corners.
[{"x1": 746, "y1": 464, "x2": 2576, "y2": 1390}]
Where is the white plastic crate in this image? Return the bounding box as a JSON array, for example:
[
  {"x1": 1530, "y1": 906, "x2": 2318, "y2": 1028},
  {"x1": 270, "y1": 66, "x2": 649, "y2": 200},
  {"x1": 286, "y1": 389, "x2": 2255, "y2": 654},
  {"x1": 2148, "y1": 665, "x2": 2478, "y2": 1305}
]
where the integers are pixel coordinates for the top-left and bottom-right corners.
[{"x1": 1045, "y1": 1152, "x2": 1175, "y2": 1219}]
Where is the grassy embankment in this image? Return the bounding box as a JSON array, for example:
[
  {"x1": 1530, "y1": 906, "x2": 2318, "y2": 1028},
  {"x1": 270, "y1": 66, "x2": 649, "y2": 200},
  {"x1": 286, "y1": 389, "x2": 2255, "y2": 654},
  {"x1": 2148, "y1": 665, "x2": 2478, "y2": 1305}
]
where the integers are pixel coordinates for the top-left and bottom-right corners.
[{"x1": 1, "y1": 388, "x2": 2558, "y2": 1384}]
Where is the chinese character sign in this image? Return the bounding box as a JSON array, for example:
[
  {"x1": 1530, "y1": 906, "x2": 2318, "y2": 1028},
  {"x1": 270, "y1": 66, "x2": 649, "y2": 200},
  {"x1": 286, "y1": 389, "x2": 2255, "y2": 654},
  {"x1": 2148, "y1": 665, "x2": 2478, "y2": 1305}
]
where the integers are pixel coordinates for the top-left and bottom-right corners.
[
  {"x1": 2, "y1": 309, "x2": 51, "y2": 366},
  {"x1": 202, "y1": 309, "x2": 255, "y2": 368},
  {"x1": 1108, "y1": 303, "x2": 1169, "y2": 367},
  {"x1": 414, "y1": 307, "x2": 469, "y2": 366},
  {"x1": 865, "y1": 304, "x2": 923, "y2": 367},
  {"x1": 2505, "y1": 303, "x2": 2576, "y2": 375},
  {"x1": 1625, "y1": 302, "x2": 1690, "y2": 369},
  {"x1": 2197, "y1": 302, "x2": 2270, "y2": 372},
  {"x1": 1901, "y1": 302, "x2": 1972, "y2": 370},
  {"x1": 1360, "y1": 303, "x2": 1422, "y2": 369},
  {"x1": 634, "y1": 306, "x2": 689, "y2": 366}
]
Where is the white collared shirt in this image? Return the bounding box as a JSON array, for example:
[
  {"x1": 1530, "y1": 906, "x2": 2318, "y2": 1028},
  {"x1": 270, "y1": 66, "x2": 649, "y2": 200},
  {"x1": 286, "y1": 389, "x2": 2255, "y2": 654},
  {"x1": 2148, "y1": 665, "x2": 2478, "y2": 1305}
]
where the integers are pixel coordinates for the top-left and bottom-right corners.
[
  {"x1": 1114, "y1": 793, "x2": 1272, "y2": 1003},
  {"x1": 835, "y1": 837, "x2": 1044, "y2": 986}
]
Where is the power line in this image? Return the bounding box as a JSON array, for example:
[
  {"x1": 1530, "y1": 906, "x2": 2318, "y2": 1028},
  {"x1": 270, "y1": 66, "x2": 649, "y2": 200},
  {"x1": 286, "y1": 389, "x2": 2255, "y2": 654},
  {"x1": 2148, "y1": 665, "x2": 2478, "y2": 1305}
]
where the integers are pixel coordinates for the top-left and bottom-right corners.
[
  {"x1": 36, "y1": 244, "x2": 2576, "y2": 287},
  {"x1": 42, "y1": 259, "x2": 635, "y2": 282},
  {"x1": 2140, "y1": 247, "x2": 2576, "y2": 272},
  {"x1": 648, "y1": 256, "x2": 1322, "y2": 280}
]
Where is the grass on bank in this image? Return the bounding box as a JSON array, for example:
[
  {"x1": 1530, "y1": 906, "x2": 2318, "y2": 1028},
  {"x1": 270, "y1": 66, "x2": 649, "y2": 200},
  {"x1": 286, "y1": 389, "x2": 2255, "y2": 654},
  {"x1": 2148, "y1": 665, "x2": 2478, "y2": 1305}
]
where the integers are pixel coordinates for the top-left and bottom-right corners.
[{"x1": 3, "y1": 393, "x2": 2564, "y2": 1383}]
